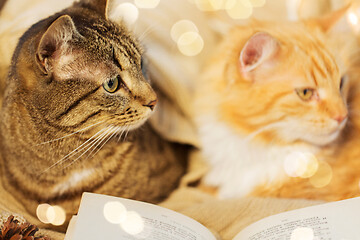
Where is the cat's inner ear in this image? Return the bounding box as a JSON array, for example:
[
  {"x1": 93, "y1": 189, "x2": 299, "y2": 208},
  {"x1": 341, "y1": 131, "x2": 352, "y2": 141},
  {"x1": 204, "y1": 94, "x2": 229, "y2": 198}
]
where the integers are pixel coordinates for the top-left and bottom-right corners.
[
  {"x1": 239, "y1": 32, "x2": 279, "y2": 79},
  {"x1": 36, "y1": 15, "x2": 77, "y2": 74},
  {"x1": 81, "y1": 0, "x2": 109, "y2": 19}
]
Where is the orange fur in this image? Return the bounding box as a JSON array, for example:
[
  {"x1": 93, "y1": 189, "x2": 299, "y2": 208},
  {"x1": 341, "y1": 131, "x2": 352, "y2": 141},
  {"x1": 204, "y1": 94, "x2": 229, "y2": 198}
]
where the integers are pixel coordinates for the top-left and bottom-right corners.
[
  {"x1": 217, "y1": 23, "x2": 347, "y2": 143},
  {"x1": 195, "y1": 8, "x2": 360, "y2": 199},
  {"x1": 252, "y1": 62, "x2": 360, "y2": 201}
]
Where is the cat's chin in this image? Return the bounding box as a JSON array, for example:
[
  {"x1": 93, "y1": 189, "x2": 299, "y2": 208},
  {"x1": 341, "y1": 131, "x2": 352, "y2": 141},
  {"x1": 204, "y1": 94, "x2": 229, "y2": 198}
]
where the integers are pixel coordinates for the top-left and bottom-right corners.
[
  {"x1": 302, "y1": 130, "x2": 342, "y2": 147},
  {"x1": 118, "y1": 117, "x2": 149, "y2": 131},
  {"x1": 282, "y1": 121, "x2": 346, "y2": 147}
]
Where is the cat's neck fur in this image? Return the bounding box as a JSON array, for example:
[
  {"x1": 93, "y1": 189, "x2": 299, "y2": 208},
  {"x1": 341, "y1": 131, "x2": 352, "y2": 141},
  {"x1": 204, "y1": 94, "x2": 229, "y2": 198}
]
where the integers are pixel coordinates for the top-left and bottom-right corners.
[{"x1": 198, "y1": 111, "x2": 320, "y2": 198}]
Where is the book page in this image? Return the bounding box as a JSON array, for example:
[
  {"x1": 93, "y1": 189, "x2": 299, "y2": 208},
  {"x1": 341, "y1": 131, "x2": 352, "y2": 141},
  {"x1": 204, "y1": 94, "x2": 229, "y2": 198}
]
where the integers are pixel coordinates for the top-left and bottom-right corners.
[
  {"x1": 66, "y1": 192, "x2": 216, "y2": 240},
  {"x1": 64, "y1": 216, "x2": 77, "y2": 240},
  {"x1": 234, "y1": 197, "x2": 360, "y2": 240}
]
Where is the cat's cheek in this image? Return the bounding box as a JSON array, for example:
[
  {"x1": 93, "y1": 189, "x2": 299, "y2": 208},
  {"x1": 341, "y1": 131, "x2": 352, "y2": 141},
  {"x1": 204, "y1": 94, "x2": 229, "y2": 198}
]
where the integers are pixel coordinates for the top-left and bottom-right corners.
[
  {"x1": 140, "y1": 107, "x2": 155, "y2": 122},
  {"x1": 299, "y1": 128, "x2": 342, "y2": 146},
  {"x1": 338, "y1": 117, "x2": 348, "y2": 130},
  {"x1": 124, "y1": 116, "x2": 149, "y2": 131}
]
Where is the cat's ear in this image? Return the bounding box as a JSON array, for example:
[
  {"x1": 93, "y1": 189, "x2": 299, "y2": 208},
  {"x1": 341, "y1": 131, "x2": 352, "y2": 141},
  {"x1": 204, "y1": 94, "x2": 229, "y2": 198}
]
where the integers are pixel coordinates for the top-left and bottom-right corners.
[
  {"x1": 80, "y1": 0, "x2": 109, "y2": 19},
  {"x1": 36, "y1": 15, "x2": 77, "y2": 74},
  {"x1": 314, "y1": 5, "x2": 350, "y2": 32},
  {"x1": 239, "y1": 32, "x2": 279, "y2": 79}
]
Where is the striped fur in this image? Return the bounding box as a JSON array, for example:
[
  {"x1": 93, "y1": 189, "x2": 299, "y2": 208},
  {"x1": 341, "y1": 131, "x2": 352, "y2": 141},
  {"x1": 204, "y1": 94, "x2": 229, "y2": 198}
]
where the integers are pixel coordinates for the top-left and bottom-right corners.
[
  {"x1": 196, "y1": 9, "x2": 355, "y2": 198},
  {"x1": 0, "y1": 0, "x2": 187, "y2": 231}
]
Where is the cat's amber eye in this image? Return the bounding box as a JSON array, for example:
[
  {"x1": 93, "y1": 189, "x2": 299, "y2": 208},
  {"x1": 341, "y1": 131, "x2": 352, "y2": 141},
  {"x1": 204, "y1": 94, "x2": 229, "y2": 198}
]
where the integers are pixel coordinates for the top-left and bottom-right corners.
[
  {"x1": 296, "y1": 88, "x2": 314, "y2": 101},
  {"x1": 103, "y1": 75, "x2": 120, "y2": 93}
]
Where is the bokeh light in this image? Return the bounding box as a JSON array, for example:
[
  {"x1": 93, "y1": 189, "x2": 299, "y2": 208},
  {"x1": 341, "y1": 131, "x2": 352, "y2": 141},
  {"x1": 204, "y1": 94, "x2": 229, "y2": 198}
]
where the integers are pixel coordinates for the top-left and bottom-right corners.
[
  {"x1": 225, "y1": 0, "x2": 237, "y2": 9},
  {"x1": 37, "y1": 204, "x2": 52, "y2": 224},
  {"x1": 290, "y1": 227, "x2": 314, "y2": 240},
  {"x1": 188, "y1": 0, "x2": 267, "y2": 19},
  {"x1": 103, "y1": 201, "x2": 127, "y2": 224},
  {"x1": 110, "y1": 3, "x2": 139, "y2": 25},
  {"x1": 249, "y1": 0, "x2": 266, "y2": 7},
  {"x1": 134, "y1": 0, "x2": 160, "y2": 9},
  {"x1": 299, "y1": 153, "x2": 318, "y2": 178},
  {"x1": 209, "y1": 0, "x2": 226, "y2": 10},
  {"x1": 36, "y1": 204, "x2": 66, "y2": 226},
  {"x1": 347, "y1": 10, "x2": 360, "y2": 33},
  {"x1": 347, "y1": 3, "x2": 360, "y2": 33},
  {"x1": 309, "y1": 161, "x2": 333, "y2": 188},
  {"x1": 120, "y1": 211, "x2": 145, "y2": 235},
  {"x1": 226, "y1": 0, "x2": 253, "y2": 19},
  {"x1": 177, "y1": 32, "x2": 204, "y2": 56},
  {"x1": 194, "y1": 0, "x2": 215, "y2": 11},
  {"x1": 283, "y1": 152, "x2": 319, "y2": 178},
  {"x1": 170, "y1": 19, "x2": 204, "y2": 56},
  {"x1": 103, "y1": 201, "x2": 145, "y2": 236},
  {"x1": 347, "y1": 12, "x2": 358, "y2": 26},
  {"x1": 50, "y1": 206, "x2": 67, "y2": 226},
  {"x1": 170, "y1": 20, "x2": 199, "y2": 42}
]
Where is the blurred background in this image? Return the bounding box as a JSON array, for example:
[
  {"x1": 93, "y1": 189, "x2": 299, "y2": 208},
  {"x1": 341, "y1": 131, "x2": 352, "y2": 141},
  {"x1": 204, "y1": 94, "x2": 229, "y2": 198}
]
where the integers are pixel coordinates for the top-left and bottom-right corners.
[{"x1": 0, "y1": 0, "x2": 358, "y2": 146}]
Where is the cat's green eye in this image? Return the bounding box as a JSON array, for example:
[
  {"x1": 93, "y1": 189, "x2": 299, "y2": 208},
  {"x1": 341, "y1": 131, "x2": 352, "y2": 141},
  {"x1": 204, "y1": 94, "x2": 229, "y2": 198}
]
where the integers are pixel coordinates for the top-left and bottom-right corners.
[
  {"x1": 103, "y1": 75, "x2": 120, "y2": 93},
  {"x1": 296, "y1": 88, "x2": 314, "y2": 101}
]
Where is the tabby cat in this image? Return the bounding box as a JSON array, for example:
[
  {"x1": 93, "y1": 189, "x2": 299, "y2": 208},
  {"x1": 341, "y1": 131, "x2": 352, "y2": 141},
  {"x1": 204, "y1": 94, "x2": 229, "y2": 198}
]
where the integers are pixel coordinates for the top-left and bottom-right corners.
[
  {"x1": 195, "y1": 7, "x2": 358, "y2": 199},
  {"x1": 0, "y1": 0, "x2": 187, "y2": 230}
]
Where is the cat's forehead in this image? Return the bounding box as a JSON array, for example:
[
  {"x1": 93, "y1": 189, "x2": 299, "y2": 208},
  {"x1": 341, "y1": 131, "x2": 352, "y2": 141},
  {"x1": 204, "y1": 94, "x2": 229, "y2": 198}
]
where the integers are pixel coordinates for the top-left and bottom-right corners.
[
  {"x1": 72, "y1": 14, "x2": 142, "y2": 63},
  {"x1": 281, "y1": 31, "x2": 341, "y2": 86}
]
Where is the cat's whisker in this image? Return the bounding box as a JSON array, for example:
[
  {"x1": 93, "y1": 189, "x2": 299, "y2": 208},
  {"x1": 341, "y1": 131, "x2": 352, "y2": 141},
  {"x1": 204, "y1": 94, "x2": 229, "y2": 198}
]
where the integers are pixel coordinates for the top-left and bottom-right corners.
[
  {"x1": 86, "y1": 126, "x2": 121, "y2": 161},
  {"x1": 50, "y1": 119, "x2": 116, "y2": 162},
  {"x1": 85, "y1": 126, "x2": 120, "y2": 160},
  {"x1": 68, "y1": 126, "x2": 115, "y2": 162},
  {"x1": 61, "y1": 127, "x2": 111, "y2": 160},
  {"x1": 62, "y1": 126, "x2": 116, "y2": 169},
  {"x1": 124, "y1": 126, "x2": 131, "y2": 141},
  {"x1": 34, "y1": 119, "x2": 109, "y2": 146},
  {"x1": 39, "y1": 127, "x2": 108, "y2": 174},
  {"x1": 85, "y1": 129, "x2": 114, "y2": 160},
  {"x1": 116, "y1": 127, "x2": 127, "y2": 143},
  {"x1": 137, "y1": 24, "x2": 157, "y2": 42}
]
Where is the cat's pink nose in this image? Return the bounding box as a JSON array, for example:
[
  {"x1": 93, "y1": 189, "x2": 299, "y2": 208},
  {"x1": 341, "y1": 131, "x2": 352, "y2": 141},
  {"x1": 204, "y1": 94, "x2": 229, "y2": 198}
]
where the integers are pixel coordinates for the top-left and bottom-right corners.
[
  {"x1": 333, "y1": 114, "x2": 348, "y2": 124},
  {"x1": 144, "y1": 99, "x2": 157, "y2": 111}
]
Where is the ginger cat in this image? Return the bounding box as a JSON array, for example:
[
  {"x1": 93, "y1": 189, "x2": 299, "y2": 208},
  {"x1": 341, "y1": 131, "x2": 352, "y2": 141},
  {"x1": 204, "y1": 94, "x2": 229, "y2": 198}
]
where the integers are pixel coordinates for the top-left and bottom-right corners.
[
  {"x1": 0, "y1": 0, "x2": 187, "y2": 230},
  {"x1": 195, "y1": 7, "x2": 359, "y2": 200},
  {"x1": 252, "y1": 60, "x2": 360, "y2": 201}
]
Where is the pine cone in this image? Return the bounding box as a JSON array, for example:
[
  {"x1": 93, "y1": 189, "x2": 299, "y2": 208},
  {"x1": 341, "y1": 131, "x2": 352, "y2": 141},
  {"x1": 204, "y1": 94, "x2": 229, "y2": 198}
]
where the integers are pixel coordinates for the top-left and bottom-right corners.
[{"x1": 0, "y1": 216, "x2": 50, "y2": 240}]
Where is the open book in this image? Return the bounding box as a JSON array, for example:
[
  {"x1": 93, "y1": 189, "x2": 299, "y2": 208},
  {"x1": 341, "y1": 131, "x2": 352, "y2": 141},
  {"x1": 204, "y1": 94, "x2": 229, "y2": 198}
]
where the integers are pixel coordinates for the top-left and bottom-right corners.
[{"x1": 64, "y1": 192, "x2": 360, "y2": 240}]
